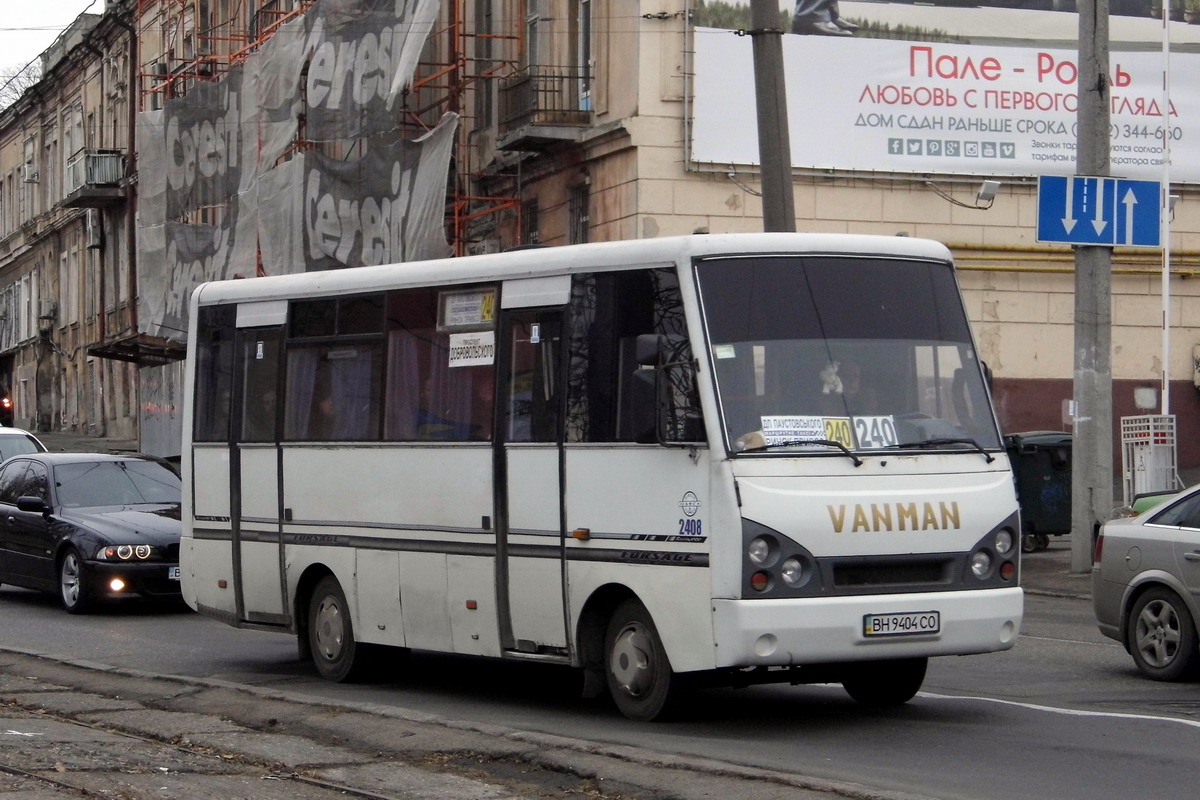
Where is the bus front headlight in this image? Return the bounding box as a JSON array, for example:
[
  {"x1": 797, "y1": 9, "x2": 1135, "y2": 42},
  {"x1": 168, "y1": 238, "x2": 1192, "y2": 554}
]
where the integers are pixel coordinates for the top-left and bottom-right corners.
[
  {"x1": 780, "y1": 557, "x2": 804, "y2": 587},
  {"x1": 969, "y1": 550, "x2": 993, "y2": 579},
  {"x1": 748, "y1": 536, "x2": 774, "y2": 567}
]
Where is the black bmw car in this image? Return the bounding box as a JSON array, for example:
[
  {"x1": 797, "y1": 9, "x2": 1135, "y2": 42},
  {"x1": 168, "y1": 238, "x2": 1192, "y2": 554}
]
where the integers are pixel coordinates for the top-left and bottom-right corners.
[{"x1": 0, "y1": 453, "x2": 182, "y2": 613}]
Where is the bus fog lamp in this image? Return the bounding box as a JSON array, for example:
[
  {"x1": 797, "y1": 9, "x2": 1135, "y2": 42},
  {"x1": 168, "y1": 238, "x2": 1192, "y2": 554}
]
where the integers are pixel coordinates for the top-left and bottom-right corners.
[
  {"x1": 995, "y1": 530, "x2": 1014, "y2": 556},
  {"x1": 1000, "y1": 561, "x2": 1016, "y2": 581},
  {"x1": 750, "y1": 571, "x2": 771, "y2": 592},
  {"x1": 780, "y1": 557, "x2": 804, "y2": 587},
  {"x1": 970, "y1": 551, "x2": 993, "y2": 579},
  {"x1": 748, "y1": 537, "x2": 772, "y2": 566}
]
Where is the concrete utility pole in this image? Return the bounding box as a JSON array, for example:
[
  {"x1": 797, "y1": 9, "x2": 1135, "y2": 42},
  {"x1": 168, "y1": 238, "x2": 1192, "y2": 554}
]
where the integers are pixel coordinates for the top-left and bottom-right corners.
[
  {"x1": 748, "y1": 0, "x2": 796, "y2": 232},
  {"x1": 1071, "y1": 0, "x2": 1113, "y2": 573}
]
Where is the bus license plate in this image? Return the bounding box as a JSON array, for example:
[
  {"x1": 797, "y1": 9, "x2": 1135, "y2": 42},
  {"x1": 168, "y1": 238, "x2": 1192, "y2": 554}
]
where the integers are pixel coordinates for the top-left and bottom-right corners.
[
  {"x1": 168, "y1": 567, "x2": 181, "y2": 581},
  {"x1": 863, "y1": 611, "x2": 939, "y2": 637}
]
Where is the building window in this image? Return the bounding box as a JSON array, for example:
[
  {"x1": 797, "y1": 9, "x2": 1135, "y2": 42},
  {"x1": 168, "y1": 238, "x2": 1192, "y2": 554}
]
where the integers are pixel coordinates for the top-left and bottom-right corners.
[
  {"x1": 576, "y1": 0, "x2": 592, "y2": 109},
  {"x1": 522, "y1": 199, "x2": 540, "y2": 245},
  {"x1": 569, "y1": 184, "x2": 589, "y2": 244},
  {"x1": 525, "y1": 0, "x2": 541, "y2": 68},
  {"x1": 474, "y1": 0, "x2": 493, "y2": 127}
]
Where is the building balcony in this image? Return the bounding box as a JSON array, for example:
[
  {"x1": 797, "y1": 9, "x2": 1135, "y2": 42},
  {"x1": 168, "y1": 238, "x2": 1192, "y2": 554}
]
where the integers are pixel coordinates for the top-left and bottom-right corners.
[
  {"x1": 62, "y1": 149, "x2": 126, "y2": 208},
  {"x1": 497, "y1": 66, "x2": 591, "y2": 152}
]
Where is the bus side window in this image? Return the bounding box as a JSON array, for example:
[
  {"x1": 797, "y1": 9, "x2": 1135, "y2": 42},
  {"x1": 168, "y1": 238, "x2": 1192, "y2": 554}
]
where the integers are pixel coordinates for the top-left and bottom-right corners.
[
  {"x1": 384, "y1": 286, "x2": 496, "y2": 442},
  {"x1": 194, "y1": 305, "x2": 236, "y2": 443},
  {"x1": 504, "y1": 313, "x2": 561, "y2": 443},
  {"x1": 284, "y1": 345, "x2": 382, "y2": 441},
  {"x1": 566, "y1": 269, "x2": 700, "y2": 443}
]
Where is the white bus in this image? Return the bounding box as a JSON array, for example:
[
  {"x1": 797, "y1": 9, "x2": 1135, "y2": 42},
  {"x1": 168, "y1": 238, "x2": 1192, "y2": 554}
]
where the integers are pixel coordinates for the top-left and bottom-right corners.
[{"x1": 180, "y1": 233, "x2": 1022, "y2": 720}]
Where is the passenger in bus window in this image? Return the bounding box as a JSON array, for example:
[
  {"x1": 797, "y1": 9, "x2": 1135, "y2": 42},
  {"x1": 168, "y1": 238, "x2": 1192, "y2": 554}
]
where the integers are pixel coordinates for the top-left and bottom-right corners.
[
  {"x1": 838, "y1": 362, "x2": 880, "y2": 415},
  {"x1": 818, "y1": 361, "x2": 879, "y2": 416}
]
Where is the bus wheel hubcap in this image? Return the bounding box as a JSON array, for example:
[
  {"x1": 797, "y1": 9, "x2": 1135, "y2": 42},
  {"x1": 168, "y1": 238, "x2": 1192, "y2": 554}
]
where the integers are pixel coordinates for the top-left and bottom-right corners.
[
  {"x1": 610, "y1": 623, "x2": 654, "y2": 697},
  {"x1": 315, "y1": 598, "x2": 345, "y2": 660}
]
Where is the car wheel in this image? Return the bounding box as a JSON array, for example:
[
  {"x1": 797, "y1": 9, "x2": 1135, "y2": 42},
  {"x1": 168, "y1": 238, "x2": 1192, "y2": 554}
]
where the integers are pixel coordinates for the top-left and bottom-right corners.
[
  {"x1": 1128, "y1": 587, "x2": 1199, "y2": 681},
  {"x1": 307, "y1": 575, "x2": 368, "y2": 682},
  {"x1": 604, "y1": 599, "x2": 677, "y2": 721},
  {"x1": 842, "y1": 657, "x2": 928, "y2": 706},
  {"x1": 59, "y1": 547, "x2": 92, "y2": 614}
]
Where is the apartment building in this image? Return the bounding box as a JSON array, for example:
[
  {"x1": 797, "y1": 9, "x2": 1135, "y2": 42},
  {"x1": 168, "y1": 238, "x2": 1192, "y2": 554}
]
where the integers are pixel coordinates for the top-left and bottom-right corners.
[{"x1": 0, "y1": 8, "x2": 140, "y2": 439}]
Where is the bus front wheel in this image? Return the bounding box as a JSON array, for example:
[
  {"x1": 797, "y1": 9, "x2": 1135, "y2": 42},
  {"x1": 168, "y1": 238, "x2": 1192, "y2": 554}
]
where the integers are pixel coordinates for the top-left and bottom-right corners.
[
  {"x1": 604, "y1": 599, "x2": 677, "y2": 721},
  {"x1": 308, "y1": 575, "x2": 367, "y2": 682},
  {"x1": 841, "y1": 657, "x2": 928, "y2": 707}
]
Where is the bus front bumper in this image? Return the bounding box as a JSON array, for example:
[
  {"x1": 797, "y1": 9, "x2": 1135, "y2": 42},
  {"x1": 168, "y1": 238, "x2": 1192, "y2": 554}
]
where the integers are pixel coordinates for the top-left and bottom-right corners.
[{"x1": 711, "y1": 587, "x2": 1023, "y2": 668}]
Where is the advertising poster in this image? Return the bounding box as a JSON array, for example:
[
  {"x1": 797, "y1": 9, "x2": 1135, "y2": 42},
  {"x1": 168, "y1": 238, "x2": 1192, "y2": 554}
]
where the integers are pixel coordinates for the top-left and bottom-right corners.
[{"x1": 691, "y1": 0, "x2": 1200, "y2": 182}]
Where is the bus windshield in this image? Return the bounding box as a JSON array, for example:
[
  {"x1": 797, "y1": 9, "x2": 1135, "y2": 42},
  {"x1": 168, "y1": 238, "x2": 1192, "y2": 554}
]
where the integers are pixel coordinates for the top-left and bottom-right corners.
[{"x1": 695, "y1": 254, "x2": 1001, "y2": 455}]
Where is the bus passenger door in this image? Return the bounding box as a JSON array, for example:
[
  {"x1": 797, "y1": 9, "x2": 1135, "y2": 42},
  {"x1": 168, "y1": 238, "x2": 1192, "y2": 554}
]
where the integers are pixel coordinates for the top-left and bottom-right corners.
[
  {"x1": 231, "y1": 325, "x2": 288, "y2": 626},
  {"x1": 496, "y1": 308, "x2": 568, "y2": 655}
]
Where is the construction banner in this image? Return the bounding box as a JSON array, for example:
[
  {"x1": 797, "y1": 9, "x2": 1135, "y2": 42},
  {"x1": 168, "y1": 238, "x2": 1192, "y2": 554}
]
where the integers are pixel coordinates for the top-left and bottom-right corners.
[{"x1": 136, "y1": 0, "x2": 452, "y2": 344}]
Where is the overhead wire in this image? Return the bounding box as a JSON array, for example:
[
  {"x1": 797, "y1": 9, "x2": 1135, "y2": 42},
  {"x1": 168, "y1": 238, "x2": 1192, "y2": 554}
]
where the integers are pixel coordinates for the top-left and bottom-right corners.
[{"x1": 0, "y1": 1, "x2": 102, "y2": 104}]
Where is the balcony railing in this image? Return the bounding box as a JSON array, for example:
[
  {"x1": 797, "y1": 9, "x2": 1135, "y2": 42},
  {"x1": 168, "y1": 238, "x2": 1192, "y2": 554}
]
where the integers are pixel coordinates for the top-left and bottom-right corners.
[
  {"x1": 498, "y1": 66, "x2": 591, "y2": 151},
  {"x1": 63, "y1": 149, "x2": 126, "y2": 208}
]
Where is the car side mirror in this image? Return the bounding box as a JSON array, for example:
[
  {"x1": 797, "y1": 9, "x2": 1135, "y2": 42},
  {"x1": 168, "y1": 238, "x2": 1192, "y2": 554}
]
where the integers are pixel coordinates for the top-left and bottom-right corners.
[{"x1": 16, "y1": 496, "x2": 47, "y2": 514}]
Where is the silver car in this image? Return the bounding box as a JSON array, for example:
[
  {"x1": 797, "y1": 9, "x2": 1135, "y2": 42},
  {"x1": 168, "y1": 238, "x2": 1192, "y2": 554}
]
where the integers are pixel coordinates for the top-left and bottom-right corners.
[{"x1": 1093, "y1": 487, "x2": 1200, "y2": 680}]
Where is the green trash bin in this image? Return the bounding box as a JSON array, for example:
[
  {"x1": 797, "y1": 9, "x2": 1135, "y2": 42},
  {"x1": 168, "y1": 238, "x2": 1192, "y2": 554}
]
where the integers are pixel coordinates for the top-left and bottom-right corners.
[{"x1": 1003, "y1": 431, "x2": 1072, "y2": 553}]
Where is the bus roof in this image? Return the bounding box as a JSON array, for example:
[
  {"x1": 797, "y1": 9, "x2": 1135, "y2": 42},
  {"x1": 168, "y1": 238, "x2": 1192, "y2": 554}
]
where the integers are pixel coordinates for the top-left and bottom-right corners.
[{"x1": 191, "y1": 232, "x2": 954, "y2": 307}]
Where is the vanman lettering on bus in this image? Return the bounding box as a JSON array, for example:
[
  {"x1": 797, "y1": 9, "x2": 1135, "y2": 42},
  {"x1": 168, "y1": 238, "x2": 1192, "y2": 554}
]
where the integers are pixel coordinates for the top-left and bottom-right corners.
[{"x1": 826, "y1": 501, "x2": 961, "y2": 533}]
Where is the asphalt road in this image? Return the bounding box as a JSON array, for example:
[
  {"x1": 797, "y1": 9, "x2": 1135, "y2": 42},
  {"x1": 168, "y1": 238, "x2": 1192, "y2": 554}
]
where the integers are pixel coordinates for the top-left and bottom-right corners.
[{"x1": 3, "y1": 549, "x2": 1200, "y2": 800}]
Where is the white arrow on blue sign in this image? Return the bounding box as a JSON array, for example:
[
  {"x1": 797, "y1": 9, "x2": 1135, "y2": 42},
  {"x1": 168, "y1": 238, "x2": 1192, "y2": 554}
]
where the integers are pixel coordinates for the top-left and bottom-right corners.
[{"x1": 1036, "y1": 175, "x2": 1161, "y2": 247}]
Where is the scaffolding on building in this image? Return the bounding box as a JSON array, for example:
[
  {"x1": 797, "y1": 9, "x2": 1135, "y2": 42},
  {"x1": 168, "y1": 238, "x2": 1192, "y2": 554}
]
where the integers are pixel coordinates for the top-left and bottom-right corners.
[{"x1": 133, "y1": 0, "x2": 529, "y2": 257}]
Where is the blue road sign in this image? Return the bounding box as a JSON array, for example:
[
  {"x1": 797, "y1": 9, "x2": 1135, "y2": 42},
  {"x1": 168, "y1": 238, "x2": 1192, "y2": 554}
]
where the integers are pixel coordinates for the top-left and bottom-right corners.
[{"x1": 1036, "y1": 175, "x2": 1161, "y2": 247}]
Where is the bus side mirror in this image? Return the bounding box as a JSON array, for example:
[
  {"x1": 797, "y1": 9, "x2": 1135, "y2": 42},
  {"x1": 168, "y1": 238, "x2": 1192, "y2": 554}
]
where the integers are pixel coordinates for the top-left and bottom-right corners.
[
  {"x1": 636, "y1": 334, "x2": 665, "y2": 367},
  {"x1": 629, "y1": 334, "x2": 705, "y2": 446}
]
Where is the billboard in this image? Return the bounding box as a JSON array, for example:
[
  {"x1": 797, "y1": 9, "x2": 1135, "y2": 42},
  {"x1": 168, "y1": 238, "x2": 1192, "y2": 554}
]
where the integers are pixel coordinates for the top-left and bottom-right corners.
[{"x1": 691, "y1": 1, "x2": 1200, "y2": 182}]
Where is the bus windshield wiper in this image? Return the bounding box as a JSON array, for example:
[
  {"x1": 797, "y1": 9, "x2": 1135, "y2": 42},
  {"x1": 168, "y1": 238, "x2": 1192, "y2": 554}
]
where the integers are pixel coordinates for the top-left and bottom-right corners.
[
  {"x1": 739, "y1": 438, "x2": 863, "y2": 467},
  {"x1": 889, "y1": 438, "x2": 995, "y2": 463}
]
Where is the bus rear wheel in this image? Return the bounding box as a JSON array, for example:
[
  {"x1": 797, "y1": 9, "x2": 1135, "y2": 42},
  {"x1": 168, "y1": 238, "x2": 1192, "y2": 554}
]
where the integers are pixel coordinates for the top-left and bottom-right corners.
[
  {"x1": 308, "y1": 576, "x2": 367, "y2": 682},
  {"x1": 841, "y1": 657, "x2": 928, "y2": 707},
  {"x1": 604, "y1": 599, "x2": 677, "y2": 721}
]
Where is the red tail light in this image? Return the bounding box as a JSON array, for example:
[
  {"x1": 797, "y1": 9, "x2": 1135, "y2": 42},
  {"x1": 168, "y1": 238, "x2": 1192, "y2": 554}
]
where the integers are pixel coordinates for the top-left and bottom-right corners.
[{"x1": 1092, "y1": 534, "x2": 1104, "y2": 564}]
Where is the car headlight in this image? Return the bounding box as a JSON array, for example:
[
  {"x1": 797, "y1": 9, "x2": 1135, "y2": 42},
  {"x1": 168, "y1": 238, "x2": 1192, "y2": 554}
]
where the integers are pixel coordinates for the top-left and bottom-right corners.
[{"x1": 99, "y1": 544, "x2": 156, "y2": 561}]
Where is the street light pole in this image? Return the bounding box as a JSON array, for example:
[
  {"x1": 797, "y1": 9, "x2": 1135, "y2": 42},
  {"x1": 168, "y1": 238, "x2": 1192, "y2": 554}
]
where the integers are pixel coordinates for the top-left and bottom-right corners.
[
  {"x1": 1071, "y1": 0, "x2": 1113, "y2": 573},
  {"x1": 748, "y1": 0, "x2": 796, "y2": 232}
]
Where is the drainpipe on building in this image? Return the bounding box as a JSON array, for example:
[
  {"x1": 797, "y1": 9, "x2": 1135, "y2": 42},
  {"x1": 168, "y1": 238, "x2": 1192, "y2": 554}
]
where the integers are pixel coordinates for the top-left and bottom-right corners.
[{"x1": 114, "y1": 6, "x2": 139, "y2": 443}]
